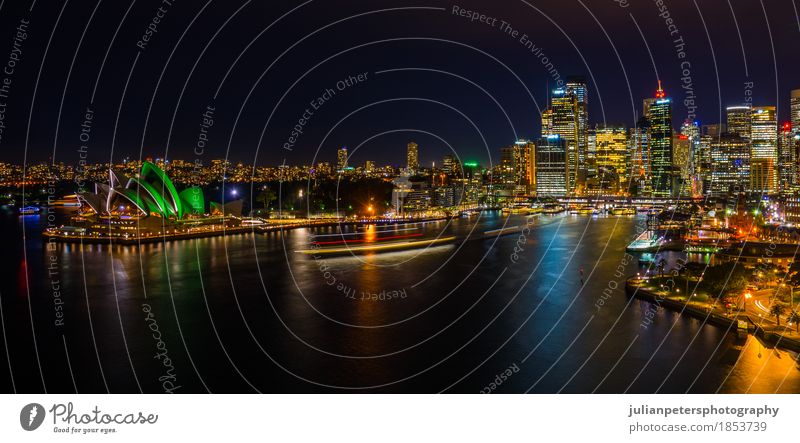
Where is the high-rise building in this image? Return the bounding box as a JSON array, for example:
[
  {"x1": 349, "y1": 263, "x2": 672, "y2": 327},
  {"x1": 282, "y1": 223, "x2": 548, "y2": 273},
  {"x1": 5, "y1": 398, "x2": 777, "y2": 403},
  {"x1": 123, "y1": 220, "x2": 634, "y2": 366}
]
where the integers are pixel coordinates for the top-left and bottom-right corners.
[
  {"x1": 337, "y1": 147, "x2": 348, "y2": 171},
  {"x1": 627, "y1": 117, "x2": 650, "y2": 196},
  {"x1": 697, "y1": 135, "x2": 713, "y2": 195},
  {"x1": 778, "y1": 122, "x2": 797, "y2": 192},
  {"x1": 365, "y1": 160, "x2": 376, "y2": 172},
  {"x1": 751, "y1": 158, "x2": 776, "y2": 195},
  {"x1": 407, "y1": 142, "x2": 419, "y2": 173},
  {"x1": 750, "y1": 106, "x2": 778, "y2": 192},
  {"x1": 726, "y1": 105, "x2": 752, "y2": 139},
  {"x1": 534, "y1": 136, "x2": 567, "y2": 196},
  {"x1": 709, "y1": 134, "x2": 749, "y2": 197},
  {"x1": 543, "y1": 88, "x2": 580, "y2": 195},
  {"x1": 588, "y1": 126, "x2": 628, "y2": 195},
  {"x1": 647, "y1": 81, "x2": 673, "y2": 197},
  {"x1": 680, "y1": 120, "x2": 702, "y2": 196},
  {"x1": 791, "y1": 89, "x2": 800, "y2": 133},
  {"x1": 500, "y1": 140, "x2": 534, "y2": 194},
  {"x1": 566, "y1": 76, "x2": 589, "y2": 189}
]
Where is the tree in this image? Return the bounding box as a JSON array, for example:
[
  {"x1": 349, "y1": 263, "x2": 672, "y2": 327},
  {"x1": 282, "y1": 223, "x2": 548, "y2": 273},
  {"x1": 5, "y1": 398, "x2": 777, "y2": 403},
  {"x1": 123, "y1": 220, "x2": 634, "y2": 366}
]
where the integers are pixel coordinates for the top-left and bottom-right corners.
[
  {"x1": 770, "y1": 302, "x2": 787, "y2": 326},
  {"x1": 699, "y1": 262, "x2": 749, "y2": 298},
  {"x1": 788, "y1": 311, "x2": 800, "y2": 334},
  {"x1": 256, "y1": 187, "x2": 277, "y2": 211}
]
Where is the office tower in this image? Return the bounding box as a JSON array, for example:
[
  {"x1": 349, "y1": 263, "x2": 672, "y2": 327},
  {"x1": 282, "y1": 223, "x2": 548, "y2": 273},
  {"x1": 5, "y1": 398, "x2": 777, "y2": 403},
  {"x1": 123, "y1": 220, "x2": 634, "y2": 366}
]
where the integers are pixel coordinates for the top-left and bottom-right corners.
[
  {"x1": 697, "y1": 135, "x2": 713, "y2": 195},
  {"x1": 726, "y1": 105, "x2": 752, "y2": 139},
  {"x1": 673, "y1": 134, "x2": 690, "y2": 171},
  {"x1": 566, "y1": 76, "x2": 589, "y2": 189},
  {"x1": 588, "y1": 126, "x2": 628, "y2": 195},
  {"x1": 751, "y1": 158, "x2": 776, "y2": 195},
  {"x1": 680, "y1": 121, "x2": 702, "y2": 196},
  {"x1": 500, "y1": 140, "x2": 534, "y2": 194},
  {"x1": 406, "y1": 142, "x2": 419, "y2": 173},
  {"x1": 792, "y1": 89, "x2": 800, "y2": 133},
  {"x1": 647, "y1": 81, "x2": 673, "y2": 197},
  {"x1": 534, "y1": 136, "x2": 567, "y2": 196},
  {"x1": 701, "y1": 123, "x2": 726, "y2": 138},
  {"x1": 627, "y1": 117, "x2": 650, "y2": 196},
  {"x1": 443, "y1": 154, "x2": 462, "y2": 178},
  {"x1": 365, "y1": 160, "x2": 375, "y2": 172},
  {"x1": 337, "y1": 147, "x2": 348, "y2": 171},
  {"x1": 779, "y1": 122, "x2": 797, "y2": 192},
  {"x1": 750, "y1": 106, "x2": 778, "y2": 192},
  {"x1": 709, "y1": 134, "x2": 749, "y2": 197},
  {"x1": 543, "y1": 88, "x2": 580, "y2": 195}
]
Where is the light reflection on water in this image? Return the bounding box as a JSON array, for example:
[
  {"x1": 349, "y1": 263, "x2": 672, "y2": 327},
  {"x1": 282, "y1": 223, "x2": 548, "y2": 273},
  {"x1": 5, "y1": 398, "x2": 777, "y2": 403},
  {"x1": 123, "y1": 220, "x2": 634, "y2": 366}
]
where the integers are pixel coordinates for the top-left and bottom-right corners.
[{"x1": 0, "y1": 210, "x2": 798, "y2": 393}]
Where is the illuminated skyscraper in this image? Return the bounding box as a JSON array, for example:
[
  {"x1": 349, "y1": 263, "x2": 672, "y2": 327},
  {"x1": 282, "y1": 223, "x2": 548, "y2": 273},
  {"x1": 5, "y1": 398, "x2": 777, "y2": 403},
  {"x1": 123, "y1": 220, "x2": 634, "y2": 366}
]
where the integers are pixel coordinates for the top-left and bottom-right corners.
[
  {"x1": 726, "y1": 105, "x2": 752, "y2": 139},
  {"x1": 750, "y1": 106, "x2": 778, "y2": 192},
  {"x1": 534, "y1": 136, "x2": 567, "y2": 196},
  {"x1": 566, "y1": 76, "x2": 589, "y2": 189},
  {"x1": 791, "y1": 89, "x2": 800, "y2": 133},
  {"x1": 407, "y1": 142, "x2": 419, "y2": 173},
  {"x1": 709, "y1": 134, "x2": 749, "y2": 197},
  {"x1": 337, "y1": 147, "x2": 348, "y2": 171},
  {"x1": 647, "y1": 81, "x2": 673, "y2": 197},
  {"x1": 543, "y1": 88, "x2": 580, "y2": 195},
  {"x1": 627, "y1": 117, "x2": 650, "y2": 196},
  {"x1": 588, "y1": 126, "x2": 628, "y2": 195},
  {"x1": 778, "y1": 122, "x2": 797, "y2": 192},
  {"x1": 500, "y1": 140, "x2": 534, "y2": 194}
]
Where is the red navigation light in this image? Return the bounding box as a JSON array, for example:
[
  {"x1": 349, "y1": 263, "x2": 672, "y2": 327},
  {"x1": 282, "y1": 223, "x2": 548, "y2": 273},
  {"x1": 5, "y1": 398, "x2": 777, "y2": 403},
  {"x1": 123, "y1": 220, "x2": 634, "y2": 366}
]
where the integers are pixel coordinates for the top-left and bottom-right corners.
[
  {"x1": 655, "y1": 80, "x2": 666, "y2": 99},
  {"x1": 782, "y1": 122, "x2": 792, "y2": 131}
]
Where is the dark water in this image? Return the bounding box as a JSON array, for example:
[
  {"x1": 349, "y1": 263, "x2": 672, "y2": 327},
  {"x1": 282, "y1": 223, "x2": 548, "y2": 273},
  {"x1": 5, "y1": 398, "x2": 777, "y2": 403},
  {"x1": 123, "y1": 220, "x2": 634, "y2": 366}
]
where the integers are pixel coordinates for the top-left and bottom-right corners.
[{"x1": 1, "y1": 209, "x2": 799, "y2": 393}]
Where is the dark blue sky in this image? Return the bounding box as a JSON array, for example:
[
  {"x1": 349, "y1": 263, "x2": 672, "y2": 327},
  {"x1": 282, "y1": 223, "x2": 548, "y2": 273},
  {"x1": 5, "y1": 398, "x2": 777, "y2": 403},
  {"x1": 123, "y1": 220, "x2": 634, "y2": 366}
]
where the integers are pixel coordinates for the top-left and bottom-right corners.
[{"x1": 1, "y1": 0, "x2": 799, "y2": 168}]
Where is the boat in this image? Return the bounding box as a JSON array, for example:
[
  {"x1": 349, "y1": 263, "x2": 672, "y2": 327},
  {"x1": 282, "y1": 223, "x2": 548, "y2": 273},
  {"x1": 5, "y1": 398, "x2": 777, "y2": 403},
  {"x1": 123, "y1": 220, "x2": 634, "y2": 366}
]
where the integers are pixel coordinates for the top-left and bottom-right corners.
[
  {"x1": 626, "y1": 230, "x2": 666, "y2": 252},
  {"x1": 19, "y1": 206, "x2": 40, "y2": 214},
  {"x1": 541, "y1": 204, "x2": 565, "y2": 214},
  {"x1": 295, "y1": 236, "x2": 456, "y2": 256},
  {"x1": 611, "y1": 207, "x2": 636, "y2": 216},
  {"x1": 577, "y1": 206, "x2": 595, "y2": 215}
]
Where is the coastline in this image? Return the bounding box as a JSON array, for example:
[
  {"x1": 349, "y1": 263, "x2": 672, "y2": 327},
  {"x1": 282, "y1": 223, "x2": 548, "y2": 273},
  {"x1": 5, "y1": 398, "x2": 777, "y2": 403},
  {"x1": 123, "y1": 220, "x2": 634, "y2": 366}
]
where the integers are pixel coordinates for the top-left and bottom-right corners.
[{"x1": 626, "y1": 278, "x2": 800, "y2": 354}]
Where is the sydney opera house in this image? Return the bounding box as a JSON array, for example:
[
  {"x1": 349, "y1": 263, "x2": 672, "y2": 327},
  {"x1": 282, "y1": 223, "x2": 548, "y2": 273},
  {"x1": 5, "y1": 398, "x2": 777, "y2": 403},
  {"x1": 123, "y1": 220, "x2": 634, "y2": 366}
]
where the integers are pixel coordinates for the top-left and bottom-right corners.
[{"x1": 46, "y1": 161, "x2": 244, "y2": 242}]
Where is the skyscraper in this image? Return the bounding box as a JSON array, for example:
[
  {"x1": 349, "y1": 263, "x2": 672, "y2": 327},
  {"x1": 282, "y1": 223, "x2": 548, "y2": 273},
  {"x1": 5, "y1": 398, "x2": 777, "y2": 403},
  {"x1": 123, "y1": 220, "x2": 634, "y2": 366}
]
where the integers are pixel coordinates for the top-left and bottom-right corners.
[
  {"x1": 499, "y1": 140, "x2": 534, "y2": 194},
  {"x1": 726, "y1": 105, "x2": 752, "y2": 139},
  {"x1": 543, "y1": 88, "x2": 580, "y2": 195},
  {"x1": 407, "y1": 142, "x2": 419, "y2": 173},
  {"x1": 534, "y1": 136, "x2": 567, "y2": 197},
  {"x1": 750, "y1": 106, "x2": 778, "y2": 192},
  {"x1": 566, "y1": 76, "x2": 589, "y2": 190},
  {"x1": 337, "y1": 147, "x2": 348, "y2": 171},
  {"x1": 588, "y1": 125, "x2": 628, "y2": 195},
  {"x1": 709, "y1": 134, "x2": 749, "y2": 197},
  {"x1": 647, "y1": 81, "x2": 673, "y2": 197},
  {"x1": 791, "y1": 89, "x2": 800, "y2": 133},
  {"x1": 627, "y1": 117, "x2": 650, "y2": 196},
  {"x1": 779, "y1": 122, "x2": 797, "y2": 192}
]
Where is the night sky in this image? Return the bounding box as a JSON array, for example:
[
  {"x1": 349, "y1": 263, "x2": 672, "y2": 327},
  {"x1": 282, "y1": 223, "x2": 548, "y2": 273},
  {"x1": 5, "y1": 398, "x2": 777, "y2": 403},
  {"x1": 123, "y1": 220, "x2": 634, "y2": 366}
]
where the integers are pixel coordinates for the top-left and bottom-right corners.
[{"x1": 1, "y1": 0, "x2": 799, "y2": 168}]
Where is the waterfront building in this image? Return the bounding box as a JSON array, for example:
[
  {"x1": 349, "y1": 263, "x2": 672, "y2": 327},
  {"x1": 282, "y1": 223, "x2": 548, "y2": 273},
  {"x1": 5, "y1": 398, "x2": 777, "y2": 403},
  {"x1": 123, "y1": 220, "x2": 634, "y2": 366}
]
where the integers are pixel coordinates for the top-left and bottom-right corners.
[
  {"x1": 543, "y1": 87, "x2": 580, "y2": 195},
  {"x1": 567, "y1": 76, "x2": 589, "y2": 189},
  {"x1": 647, "y1": 81, "x2": 673, "y2": 197},
  {"x1": 587, "y1": 125, "x2": 627, "y2": 195},
  {"x1": 627, "y1": 117, "x2": 650, "y2": 196},
  {"x1": 534, "y1": 136, "x2": 567, "y2": 197}
]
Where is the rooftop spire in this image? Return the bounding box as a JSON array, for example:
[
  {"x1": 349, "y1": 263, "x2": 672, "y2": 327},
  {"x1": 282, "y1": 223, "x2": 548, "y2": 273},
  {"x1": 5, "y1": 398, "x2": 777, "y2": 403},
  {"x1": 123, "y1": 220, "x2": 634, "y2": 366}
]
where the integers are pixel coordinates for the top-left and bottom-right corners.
[{"x1": 655, "y1": 80, "x2": 665, "y2": 99}]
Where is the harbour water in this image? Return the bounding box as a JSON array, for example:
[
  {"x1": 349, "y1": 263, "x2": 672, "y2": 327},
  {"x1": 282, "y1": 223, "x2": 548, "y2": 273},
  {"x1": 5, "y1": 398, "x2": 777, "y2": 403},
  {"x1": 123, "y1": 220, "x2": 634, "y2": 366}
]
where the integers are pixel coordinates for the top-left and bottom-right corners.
[{"x1": 1, "y1": 209, "x2": 798, "y2": 393}]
